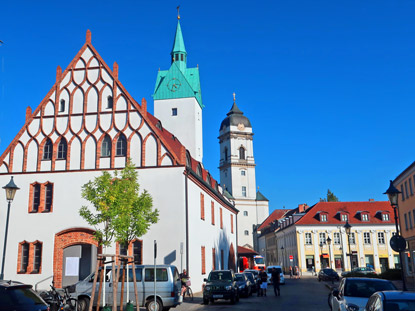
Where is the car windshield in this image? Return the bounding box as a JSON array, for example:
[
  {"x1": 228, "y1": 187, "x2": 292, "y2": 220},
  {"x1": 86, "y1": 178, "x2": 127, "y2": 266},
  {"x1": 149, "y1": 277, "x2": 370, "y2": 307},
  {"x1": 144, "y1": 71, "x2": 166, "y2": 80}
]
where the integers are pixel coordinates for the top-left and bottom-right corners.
[
  {"x1": 254, "y1": 257, "x2": 265, "y2": 264},
  {"x1": 246, "y1": 270, "x2": 259, "y2": 276},
  {"x1": 384, "y1": 300, "x2": 415, "y2": 311},
  {"x1": 209, "y1": 271, "x2": 232, "y2": 281},
  {"x1": 0, "y1": 288, "x2": 45, "y2": 306},
  {"x1": 244, "y1": 273, "x2": 254, "y2": 282},
  {"x1": 344, "y1": 280, "x2": 397, "y2": 298},
  {"x1": 235, "y1": 275, "x2": 245, "y2": 281},
  {"x1": 267, "y1": 267, "x2": 282, "y2": 274},
  {"x1": 323, "y1": 269, "x2": 335, "y2": 274}
]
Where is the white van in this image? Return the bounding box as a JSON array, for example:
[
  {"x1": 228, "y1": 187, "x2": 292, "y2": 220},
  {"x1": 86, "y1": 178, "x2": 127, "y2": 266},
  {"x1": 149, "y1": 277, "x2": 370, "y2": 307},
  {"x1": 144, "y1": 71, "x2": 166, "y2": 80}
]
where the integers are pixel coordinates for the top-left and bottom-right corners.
[
  {"x1": 69, "y1": 264, "x2": 181, "y2": 311},
  {"x1": 266, "y1": 265, "x2": 285, "y2": 285}
]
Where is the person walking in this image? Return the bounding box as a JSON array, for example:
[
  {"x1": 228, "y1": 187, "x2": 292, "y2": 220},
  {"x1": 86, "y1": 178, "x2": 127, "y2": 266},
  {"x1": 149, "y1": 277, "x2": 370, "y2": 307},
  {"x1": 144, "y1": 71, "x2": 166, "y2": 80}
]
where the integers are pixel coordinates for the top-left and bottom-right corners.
[
  {"x1": 289, "y1": 266, "x2": 293, "y2": 279},
  {"x1": 271, "y1": 268, "x2": 280, "y2": 297},
  {"x1": 259, "y1": 268, "x2": 268, "y2": 297},
  {"x1": 295, "y1": 266, "x2": 300, "y2": 279}
]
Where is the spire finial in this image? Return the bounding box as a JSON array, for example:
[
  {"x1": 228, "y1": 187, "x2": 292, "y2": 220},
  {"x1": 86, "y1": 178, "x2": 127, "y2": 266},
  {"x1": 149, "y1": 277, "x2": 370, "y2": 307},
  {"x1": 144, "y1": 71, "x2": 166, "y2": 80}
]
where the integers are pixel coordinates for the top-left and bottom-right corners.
[
  {"x1": 177, "y1": 5, "x2": 180, "y2": 20},
  {"x1": 233, "y1": 92, "x2": 236, "y2": 103}
]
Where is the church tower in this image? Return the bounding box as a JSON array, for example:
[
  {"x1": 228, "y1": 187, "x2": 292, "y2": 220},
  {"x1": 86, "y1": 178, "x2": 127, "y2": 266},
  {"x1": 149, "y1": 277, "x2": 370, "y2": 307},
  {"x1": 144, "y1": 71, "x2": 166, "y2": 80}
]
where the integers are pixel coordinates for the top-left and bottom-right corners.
[
  {"x1": 219, "y1": 95, "x2": 269, "y2": 248},
  {"x1": 153, "y1": 14, "x2": 203, "y2": 162}
]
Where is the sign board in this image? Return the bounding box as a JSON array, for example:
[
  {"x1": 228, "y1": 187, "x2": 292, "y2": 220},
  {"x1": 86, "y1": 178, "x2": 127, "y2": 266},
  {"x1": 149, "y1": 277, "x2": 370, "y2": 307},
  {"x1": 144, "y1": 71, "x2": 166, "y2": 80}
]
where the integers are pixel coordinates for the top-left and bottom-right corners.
[
  {"x1": 390, "y1": 235, "x2": 407, "y2": 252},
  {"x1": 289, "y1": 255, "x2": 293, "y2": 260}
]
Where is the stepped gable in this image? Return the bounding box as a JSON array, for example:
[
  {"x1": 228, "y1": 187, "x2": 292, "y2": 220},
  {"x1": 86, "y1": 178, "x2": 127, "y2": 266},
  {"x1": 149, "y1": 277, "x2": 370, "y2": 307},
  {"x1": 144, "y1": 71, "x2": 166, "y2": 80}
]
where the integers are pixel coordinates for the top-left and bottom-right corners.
[
  {"x1": 295, "y1": 201, "x2": 394, "y2": 225},
  {"x1": 0, "y1": 30, "x2": 187, "y2": 173}
]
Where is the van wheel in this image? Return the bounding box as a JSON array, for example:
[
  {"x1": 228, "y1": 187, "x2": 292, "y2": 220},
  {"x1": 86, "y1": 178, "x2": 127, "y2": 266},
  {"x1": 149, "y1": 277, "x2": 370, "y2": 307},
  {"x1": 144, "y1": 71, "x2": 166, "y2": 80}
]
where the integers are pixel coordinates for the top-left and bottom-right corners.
[
  {"x1": 146, "y1": 298, "x2": 163, "y2": 311},
  {"x1": 77, "y1": 297, "x2": 89, "y2": 311}
]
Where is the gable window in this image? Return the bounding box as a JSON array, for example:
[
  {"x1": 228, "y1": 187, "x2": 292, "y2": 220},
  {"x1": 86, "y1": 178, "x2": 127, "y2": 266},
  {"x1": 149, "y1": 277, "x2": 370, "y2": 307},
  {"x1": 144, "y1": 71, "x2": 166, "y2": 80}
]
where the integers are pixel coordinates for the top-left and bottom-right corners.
[
  {"x1": 32, "y1": 242, "x2": 42, "y2": 273},
  {"x1": 243, "y1": 211, "x2": 248, "y2": 216},
  {"x1": 19, "y1": 242, "x2": 29, "y2": 273},
  {"x1": 59, "y1": 99, "x2": 65, "y2": 112},
  {"x1": 378, "y1": 232, "x2": 385, "y2": 244},
  {"x1": 305, "y1": 233, "x2": 312, "y2": 245},
  {"x1": 361, "y1": 213, "x2": 369, "y2": 221},
  {"x1": 349, "y1": 233, "x2": 356, "y2": 244},
  {"x1": 57, "y1": 138, "x2": 67, "y2": 160},
  {"x1": 320, "y1": 214, "x2": 328, "y2": 222},
  {"x1": 116, "y1": 134, "x2": 127, "y2": 156},
  {"x1": 333, "y1": 232, "x2": 340, "y2": 245},
  {"x1": 341, "y1": 214, "x2": 348, "y2": 222},
  {"x1": 101, "y1": 135, "x2": 111, "y2": 157},
  {"x1": 32, "y1": 184, "x2": 41, "y2": 213},
  {"x1": 244, "y1": 230, "x2": 249, "y2": 236},
  {"x1": 382, "y1": 213, "x2": 390, "y2": 221},
  {"x1": 43, "y1": 139, "x2": 53, "y2": 160},
  {"x1": 363, "y1": 232, "x2": 371, "y2": 244},
  {"x1": 44, "y1": 183, "x2": 53, "y2": 212},
  {"x1": 319, "y1": 232, "x2": 326, "y2": 244},
  {"x1": 107, "y1": 96, "x2": 113, "y2": 109},
  {"x1": 172, "y1": 108, "x2": 177, "y2": 116},
  {"x1": 239, "y1": 147, "x2": 245, "y2": 160},
  {"x1": 133, "y1": 240, "x2": 143, "y2": 264},
  {"x1": 242, "y1": 186, "x2": 247, "y2": 197}
]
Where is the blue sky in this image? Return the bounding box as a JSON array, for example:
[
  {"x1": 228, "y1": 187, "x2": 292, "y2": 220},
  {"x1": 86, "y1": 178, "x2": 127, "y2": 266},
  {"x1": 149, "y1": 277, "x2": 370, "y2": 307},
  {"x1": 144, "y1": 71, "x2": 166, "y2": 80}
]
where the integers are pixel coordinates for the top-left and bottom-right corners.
[{"x1": 1, "y1": 1, "x2": 415, "y2": 212}]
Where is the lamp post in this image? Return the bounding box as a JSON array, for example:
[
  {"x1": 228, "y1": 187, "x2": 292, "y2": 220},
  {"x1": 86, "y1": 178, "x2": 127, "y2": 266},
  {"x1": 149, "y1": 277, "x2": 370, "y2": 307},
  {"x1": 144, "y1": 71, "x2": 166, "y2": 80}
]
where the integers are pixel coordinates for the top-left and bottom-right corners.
[
  {"x1": 319, "y1": 242, "x2": 324, "y2": 269},
  {"x1": 280, "y1": 246, "x2": 284, "y2": 271},
  {"x1": 384, "y1": 180, "x2": 407, "y2": 291},
  {"x1": 344, "y1": 220, "x2": 353, "y2": 270},
  {"x1": 327, "y1": 236, "x2": 332, "y2": 269},
  {"x1": 1, "y1": 177, "x2": 20, "y2": 280}
]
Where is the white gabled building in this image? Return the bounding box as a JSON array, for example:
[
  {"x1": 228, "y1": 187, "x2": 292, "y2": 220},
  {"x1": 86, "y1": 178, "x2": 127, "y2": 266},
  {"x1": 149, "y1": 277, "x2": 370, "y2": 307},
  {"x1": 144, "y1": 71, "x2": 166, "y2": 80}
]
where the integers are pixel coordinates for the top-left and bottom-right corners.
[{"x1": 0, "y1": 23, "x2": 237, "y2": 293}]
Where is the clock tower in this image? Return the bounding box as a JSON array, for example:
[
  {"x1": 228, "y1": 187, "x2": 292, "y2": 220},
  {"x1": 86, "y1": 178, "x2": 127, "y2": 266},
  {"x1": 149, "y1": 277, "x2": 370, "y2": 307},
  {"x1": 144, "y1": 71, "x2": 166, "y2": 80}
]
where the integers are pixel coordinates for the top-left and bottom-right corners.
[
  {"x1": 153, "y1": 15, "x2": 203, "y2": 162},
  {"x1": 219, "y1": 95, "x2": 269, "y2": 248}
]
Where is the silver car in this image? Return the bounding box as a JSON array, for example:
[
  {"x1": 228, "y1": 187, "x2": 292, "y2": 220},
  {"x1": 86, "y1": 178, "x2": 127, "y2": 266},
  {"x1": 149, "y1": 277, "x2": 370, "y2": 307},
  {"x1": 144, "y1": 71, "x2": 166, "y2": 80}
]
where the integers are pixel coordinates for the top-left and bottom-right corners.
[
  {"x1": 70, "y1": 264, "x2": 182, "y2": 311},
  {"x1": 366, "y1": 291, "x2": 415, "y2": 311}
]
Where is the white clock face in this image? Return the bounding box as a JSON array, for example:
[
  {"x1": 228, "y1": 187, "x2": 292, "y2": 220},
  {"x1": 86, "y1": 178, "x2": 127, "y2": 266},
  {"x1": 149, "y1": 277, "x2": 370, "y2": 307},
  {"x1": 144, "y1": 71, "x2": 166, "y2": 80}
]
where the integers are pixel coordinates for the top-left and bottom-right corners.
[{"x1": 237, "y1": 123, "x2": 245, "y2": 131}]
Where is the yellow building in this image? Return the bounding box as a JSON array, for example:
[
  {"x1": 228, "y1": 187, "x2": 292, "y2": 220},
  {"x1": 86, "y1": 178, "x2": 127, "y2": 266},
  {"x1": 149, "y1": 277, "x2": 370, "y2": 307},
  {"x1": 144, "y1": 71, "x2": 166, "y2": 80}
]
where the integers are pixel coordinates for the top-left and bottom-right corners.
[{"x1": 275, "y1": 201, "x2": 399, "y2": 274}]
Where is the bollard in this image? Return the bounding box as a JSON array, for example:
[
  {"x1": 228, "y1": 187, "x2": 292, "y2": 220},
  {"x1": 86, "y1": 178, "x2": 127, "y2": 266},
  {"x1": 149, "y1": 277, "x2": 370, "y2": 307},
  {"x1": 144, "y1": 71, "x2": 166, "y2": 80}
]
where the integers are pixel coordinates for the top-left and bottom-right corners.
[
  {"x1": 102, "y1": 305, "x2": 111, "y2": 311},
  {"x1": 125, "y1": 301, "x2": 134, "y2": 311}
]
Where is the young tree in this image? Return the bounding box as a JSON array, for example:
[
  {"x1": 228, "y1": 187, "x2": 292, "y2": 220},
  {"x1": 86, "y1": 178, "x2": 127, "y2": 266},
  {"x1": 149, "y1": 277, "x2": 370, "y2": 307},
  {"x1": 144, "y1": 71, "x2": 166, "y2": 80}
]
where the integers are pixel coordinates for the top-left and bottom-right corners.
[{"x1": 320, "y1": 189, "x2": 340, "y2": 202}]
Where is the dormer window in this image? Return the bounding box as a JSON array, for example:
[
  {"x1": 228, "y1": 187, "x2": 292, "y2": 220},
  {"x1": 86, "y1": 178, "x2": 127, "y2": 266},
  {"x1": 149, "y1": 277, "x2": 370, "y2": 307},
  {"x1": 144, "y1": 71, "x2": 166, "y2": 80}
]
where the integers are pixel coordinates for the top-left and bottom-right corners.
[
  {"x1": 341, "y1": 214, "x2": 348, "y2": 222},
  {"x1": 196, "y1": 164, "x2": 202, "y2": 177},
  {"x1": 206, "y1": 174, "x2": 211, "y2": 186},
  {"x1": 320, "y1": 213, "x2": 328, "y2": 222},
  {"x1": 382, "y1": 213, "x2": 390, "y2": 221},
  {"x1": 362, "y1": 213, "x2": 369, "y2": 221},
  {"x1": 186, "y1": 152, "x2": 191, "y2": 167},
  {"x1": 107, "y1": 96, "x2": 113, "y2": 109}
]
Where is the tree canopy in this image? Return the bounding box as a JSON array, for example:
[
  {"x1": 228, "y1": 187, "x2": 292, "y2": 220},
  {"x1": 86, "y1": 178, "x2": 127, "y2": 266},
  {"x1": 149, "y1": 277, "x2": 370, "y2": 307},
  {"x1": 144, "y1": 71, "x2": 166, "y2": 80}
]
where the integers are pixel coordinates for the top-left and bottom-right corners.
[
  {"x1": 320, "y1": 189, "x2": 339, "y2": 202},
  {"x1": 79, "y1": 161, "x2": 159, "y2": 248}
]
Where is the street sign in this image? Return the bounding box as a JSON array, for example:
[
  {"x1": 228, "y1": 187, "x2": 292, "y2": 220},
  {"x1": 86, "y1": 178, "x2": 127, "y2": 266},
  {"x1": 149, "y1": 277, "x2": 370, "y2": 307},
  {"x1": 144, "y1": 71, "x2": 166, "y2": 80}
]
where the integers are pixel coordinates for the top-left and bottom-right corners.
[
  {"x1": 289, "y1": 255, "x2": 293, "y2": 260},
  {"x1": 390, "y1": 235, "x2": 406, "y2": 252}
]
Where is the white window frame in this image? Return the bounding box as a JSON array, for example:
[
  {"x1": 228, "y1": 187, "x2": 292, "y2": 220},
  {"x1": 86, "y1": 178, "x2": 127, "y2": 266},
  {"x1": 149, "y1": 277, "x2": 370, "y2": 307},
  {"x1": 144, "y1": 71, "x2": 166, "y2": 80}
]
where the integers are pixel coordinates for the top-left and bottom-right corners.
[
  {"x1": 305, "y1": 233, "x2": 312, "y2": 245},
  {"x1": 364, "y1": 232, "x2": 371, "y2": 244},
  {"x1": 319, "y1": 232, "x2": 326, "y2": 245},
  {"x1": 378, "y1": 232, "x2": 385, "y2": 244},
  {"x1": 333, "y1": 232, "x2": 341, "y2": 245}
]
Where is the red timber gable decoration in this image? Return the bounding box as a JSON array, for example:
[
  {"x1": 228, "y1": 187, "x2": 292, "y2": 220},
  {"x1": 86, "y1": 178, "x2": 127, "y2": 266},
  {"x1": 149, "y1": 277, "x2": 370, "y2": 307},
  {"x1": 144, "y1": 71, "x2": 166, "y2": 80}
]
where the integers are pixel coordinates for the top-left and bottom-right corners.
[{"x1": 0, "y1": 30, "x2": 186, "y2": 174}]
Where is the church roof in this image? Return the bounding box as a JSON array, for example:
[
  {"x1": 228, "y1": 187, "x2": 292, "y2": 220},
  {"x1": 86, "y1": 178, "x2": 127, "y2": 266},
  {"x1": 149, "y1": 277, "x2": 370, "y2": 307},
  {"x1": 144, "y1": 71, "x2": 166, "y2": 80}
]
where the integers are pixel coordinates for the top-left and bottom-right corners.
[
  {"x1": 171, "y1": 20, "x2": 187, "y2": 56},
  {"x1": 220, "y1": 100, "x2": 251, "y2": 131},
  {"x1": 256, "y1": 190, "x2": 268, "y2": 202}
]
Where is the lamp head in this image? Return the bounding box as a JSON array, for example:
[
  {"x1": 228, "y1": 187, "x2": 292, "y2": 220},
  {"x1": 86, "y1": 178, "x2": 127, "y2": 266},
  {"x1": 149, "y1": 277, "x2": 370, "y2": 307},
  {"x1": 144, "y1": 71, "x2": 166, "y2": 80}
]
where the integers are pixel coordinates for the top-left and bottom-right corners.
[
  {"x1": 327, "y1": 236, "x2": 332, "y2": 245},
  {"x1": 3, "y1": 176, "x2": 19, "y2": 202},
  {"x1": 344, "y1": 220, "x2": 352, "y2": 235},
  {"x1": 384, "y1": 180, "x2": 401, "y2": 206}
]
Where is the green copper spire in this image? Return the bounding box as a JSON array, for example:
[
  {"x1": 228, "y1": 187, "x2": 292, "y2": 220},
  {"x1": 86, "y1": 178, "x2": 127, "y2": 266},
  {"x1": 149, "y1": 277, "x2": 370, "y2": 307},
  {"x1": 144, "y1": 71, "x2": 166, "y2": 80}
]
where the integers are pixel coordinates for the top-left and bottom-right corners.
[{"x1": 171, "y1": 17, "x2": 187, "y2": 72}]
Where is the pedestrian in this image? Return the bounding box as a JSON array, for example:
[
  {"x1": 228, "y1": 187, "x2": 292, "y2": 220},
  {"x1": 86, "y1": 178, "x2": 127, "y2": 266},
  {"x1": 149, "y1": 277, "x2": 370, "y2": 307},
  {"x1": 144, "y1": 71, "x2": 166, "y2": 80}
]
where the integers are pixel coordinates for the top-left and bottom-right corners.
[
  {"x1": 295, "y1": 266, "x2": 300, "y2": 279},
  {"x1": 259, "y1": 268, "x2": 268, "y2": 297},
  {"x1": 289, "y1": 266, "x2": 293, "y2": 279},
  {"x1": 271, "y1": 268, "x2": 280, "y2": 297}
]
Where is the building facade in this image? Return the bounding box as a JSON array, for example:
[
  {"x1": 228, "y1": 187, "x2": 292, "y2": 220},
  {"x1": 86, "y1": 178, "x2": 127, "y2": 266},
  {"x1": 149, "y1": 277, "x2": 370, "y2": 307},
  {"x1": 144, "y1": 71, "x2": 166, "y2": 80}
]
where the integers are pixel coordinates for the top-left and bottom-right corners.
[
  {"x1": 218, "y1": 98, "x2": 269, "y2": 249},
  {"x1": 393, "y1": 161, "x2": 415, "y2": 289},
  {"x1": 0, "y1": 21, "x2": 237, "y2": 292},
  {"x1": 275, "y1": 201, "x2": 399, "y2": 274}
]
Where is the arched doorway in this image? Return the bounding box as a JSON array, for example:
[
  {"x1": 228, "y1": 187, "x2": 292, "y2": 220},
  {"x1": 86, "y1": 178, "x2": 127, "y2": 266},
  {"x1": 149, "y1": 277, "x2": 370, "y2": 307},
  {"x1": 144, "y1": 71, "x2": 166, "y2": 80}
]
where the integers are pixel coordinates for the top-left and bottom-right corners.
[
  {"x1": 228, "y1": 243, "x2": 236, "y2": 271},
  {"x1": 54, "y1": 228, "x2": 101, "y2": 288}
]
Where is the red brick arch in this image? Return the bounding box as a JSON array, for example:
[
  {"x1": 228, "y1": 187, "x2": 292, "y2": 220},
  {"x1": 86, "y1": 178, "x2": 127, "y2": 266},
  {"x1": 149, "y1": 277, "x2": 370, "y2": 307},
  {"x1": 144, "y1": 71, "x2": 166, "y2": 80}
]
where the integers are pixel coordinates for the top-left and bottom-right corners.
[{"x1": 53, "y1": 228, "x2": 101, "y2": 288}]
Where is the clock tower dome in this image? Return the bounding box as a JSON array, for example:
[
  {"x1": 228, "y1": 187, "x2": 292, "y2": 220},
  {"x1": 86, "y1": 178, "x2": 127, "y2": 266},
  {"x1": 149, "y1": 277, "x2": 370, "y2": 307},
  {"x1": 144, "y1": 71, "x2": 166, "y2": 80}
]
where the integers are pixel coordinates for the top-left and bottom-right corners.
[{"x1": 153, "y1": 15, "x2": 203, "y2": 162}]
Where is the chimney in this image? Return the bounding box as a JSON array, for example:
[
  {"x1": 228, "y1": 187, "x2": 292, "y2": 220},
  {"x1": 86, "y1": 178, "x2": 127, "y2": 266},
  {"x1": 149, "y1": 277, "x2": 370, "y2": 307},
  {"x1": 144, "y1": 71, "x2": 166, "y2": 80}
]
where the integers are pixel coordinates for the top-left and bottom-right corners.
[
  {"x1": 56, "y1": 66, "x2": 62, "y2": 83},
  {"x1": 298, "y1": 203, "x2": 309, "y2": 213},
  {"x1": 86, "y1": 29, "x2": 92, "y2": 44},
  {"x1": 369, "y1": 199, "x2": 375, "y2": 202},
  {"x1": 141, "y1": 98, "x2": 147, "y2": 116},
  {"x1": 25, "y1": 106, "x2": 32, "y2": 122},
  {"x1": 113, "y1": 62, "x2": 119, "y2": 80}
]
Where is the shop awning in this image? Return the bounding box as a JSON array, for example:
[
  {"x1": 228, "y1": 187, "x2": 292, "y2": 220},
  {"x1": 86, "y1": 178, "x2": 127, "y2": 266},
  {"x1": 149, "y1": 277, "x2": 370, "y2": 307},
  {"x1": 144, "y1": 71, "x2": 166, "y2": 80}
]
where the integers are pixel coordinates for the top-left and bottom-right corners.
[{"x1": 322, "y1": 254, "x2": 329, "y2": 258}]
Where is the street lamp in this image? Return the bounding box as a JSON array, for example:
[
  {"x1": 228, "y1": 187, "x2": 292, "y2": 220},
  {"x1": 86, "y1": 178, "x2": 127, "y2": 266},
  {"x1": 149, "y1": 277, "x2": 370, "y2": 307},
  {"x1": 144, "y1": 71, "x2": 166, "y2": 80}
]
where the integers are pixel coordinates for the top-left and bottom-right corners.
[
  {"x1": 319, "y1": 242, "x2": 324, "y2": 269},
  {"x1": 1, "y1": 177, "x2": 20, "y2": 280},
  {"x1": 327, "y1": 236, "x2": 332, "y2": 269},
  {"x1": 280, "y1": 246, "x2": 284, "y2": 271},
  {"x1": 384, "y1": 180, "x2": 407, "y2": 291},
  {"x1": 344, "y1": 220, "x2": 353, "y2": 270}
]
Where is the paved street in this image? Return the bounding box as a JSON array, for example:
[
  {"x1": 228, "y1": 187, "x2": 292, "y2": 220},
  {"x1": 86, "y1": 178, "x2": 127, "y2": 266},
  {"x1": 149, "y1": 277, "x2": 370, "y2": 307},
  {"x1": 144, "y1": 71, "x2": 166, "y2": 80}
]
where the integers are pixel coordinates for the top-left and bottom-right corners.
[{"x1": 164, "y1": 276, "x2": 331, "y2": 311}]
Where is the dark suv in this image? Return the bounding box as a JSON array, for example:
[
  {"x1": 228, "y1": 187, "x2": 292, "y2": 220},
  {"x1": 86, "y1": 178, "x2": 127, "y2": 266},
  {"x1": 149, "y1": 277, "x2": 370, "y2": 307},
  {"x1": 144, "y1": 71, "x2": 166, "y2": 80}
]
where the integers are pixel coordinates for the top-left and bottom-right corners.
[
  {"x1": 203, "y1": 270, "x2": 239, "y2": 305},
  {"x1": 0, "y1": 280, "x2": 48, "y2": 310}
]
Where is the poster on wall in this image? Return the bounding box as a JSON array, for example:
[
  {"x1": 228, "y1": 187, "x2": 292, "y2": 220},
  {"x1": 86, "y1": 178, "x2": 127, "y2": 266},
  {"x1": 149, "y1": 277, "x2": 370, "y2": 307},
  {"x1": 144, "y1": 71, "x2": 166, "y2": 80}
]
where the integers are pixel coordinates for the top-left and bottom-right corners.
[{"x1": 65, "y1": 257, "x2": 80, "y2": 276}]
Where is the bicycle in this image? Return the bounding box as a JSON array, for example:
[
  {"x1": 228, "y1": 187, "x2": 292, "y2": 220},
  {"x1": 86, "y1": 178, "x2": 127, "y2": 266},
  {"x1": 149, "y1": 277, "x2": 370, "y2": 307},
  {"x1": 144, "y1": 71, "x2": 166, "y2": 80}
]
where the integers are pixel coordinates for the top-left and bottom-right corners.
[
  {"x1": 40, "y1": 284, "x2": 78, "y2": 311},
  {"x1": 182, "y1": 278, "x2": 193, "y2": 301}
]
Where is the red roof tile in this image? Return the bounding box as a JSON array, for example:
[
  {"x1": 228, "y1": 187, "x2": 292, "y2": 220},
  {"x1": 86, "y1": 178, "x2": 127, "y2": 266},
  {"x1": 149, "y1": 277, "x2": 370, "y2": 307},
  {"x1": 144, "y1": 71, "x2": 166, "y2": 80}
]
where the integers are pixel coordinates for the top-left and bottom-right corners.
[
  {"x1": 258, "y1": 209, "x2": 289, "y2": 230},
  {"x1": 238, "y1": 246, "x2": 259, "y2": 255},
  {"x1": 295, "y1": 201, "x2": 394, "y2": 226}
]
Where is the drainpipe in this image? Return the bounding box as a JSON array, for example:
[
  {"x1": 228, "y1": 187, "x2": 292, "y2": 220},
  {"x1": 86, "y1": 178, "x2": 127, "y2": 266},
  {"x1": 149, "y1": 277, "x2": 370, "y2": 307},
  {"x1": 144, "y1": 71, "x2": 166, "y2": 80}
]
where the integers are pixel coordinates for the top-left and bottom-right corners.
[{"x1": 185, "y1": 172, "x2": 189, "y2": 273}]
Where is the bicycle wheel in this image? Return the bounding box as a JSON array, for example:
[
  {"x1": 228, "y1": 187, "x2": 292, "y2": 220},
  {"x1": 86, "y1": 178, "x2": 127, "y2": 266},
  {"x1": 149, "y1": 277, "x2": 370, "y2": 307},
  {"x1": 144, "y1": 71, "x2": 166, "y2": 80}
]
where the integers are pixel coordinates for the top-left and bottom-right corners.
[
  {"x1": 66, "y1": 298, "x2": 78, "y2": 311},
  {"x1": 186, "y1": 287, "x2": 193, "y2": 301}
]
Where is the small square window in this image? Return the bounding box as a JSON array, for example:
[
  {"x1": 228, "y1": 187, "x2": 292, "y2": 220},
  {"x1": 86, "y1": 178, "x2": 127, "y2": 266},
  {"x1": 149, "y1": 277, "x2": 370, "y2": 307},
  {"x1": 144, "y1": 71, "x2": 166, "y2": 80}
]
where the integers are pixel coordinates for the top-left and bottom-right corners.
[
  {"x1": 362, "y1": 214, "x2": 369, "y2": 221},
  {"x1": 172, "y1": 108, "x2": 178, "y2": 116}
]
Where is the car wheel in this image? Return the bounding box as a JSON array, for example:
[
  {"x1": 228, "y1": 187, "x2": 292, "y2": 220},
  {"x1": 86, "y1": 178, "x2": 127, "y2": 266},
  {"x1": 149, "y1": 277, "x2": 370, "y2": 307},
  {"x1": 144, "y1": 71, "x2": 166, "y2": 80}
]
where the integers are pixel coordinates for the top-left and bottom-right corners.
[
  {"x1": 146, "y1": 298, "x2": 163, "y2": 311},
  {"x1": 203, "y1": 298, "x2": 209, "y2": 305},
  {"x1": 77, "y1": 297, "x2": 89, "y2": 311}
]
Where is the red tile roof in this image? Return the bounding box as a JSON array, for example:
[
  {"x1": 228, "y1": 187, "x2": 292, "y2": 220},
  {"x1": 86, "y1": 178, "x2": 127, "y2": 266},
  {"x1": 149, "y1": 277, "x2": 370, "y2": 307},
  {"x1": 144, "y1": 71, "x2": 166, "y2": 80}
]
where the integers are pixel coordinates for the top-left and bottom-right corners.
[
  {"x1": 258, "y1": 209, "x2": 289, "y2": 231},
  {"x1": 238, "y1": 246, "x2": 259, "y2": 255},
  {"x1": 295, "y1": 201, "x2": 394, "y2": 226}
]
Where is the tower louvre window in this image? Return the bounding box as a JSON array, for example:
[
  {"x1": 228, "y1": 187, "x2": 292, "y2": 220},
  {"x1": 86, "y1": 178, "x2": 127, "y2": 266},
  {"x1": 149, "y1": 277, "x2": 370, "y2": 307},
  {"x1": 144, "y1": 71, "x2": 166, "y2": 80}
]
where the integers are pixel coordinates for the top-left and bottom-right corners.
[
  {"x1": 57, "y1": 138, "x2": 67, "y2": 160},
  {"x1": 239, "y1": 147, "x2": 245, "y2": 160},
  {"x1": 175, "y1": 54, "x2": 179, "y2": 61},
  {"x1": 116, "y1": 134, "x2": 127, "y2": 156},
  {"x1": 101, "y1": 135, "x2": 111, "y2": 157},
  {"x1": 181, "y1": 54, "x2": 184, "y2": 61},
  {"x1": 43, "y1": 139, "x2": 53, "y2": 160}
]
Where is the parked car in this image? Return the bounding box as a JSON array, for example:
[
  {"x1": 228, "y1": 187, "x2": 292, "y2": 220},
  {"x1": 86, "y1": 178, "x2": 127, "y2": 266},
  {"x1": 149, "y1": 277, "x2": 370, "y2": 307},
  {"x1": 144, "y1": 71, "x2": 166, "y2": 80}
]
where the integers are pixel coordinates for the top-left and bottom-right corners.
[
  {"x1": 0, "y1": 280, "x2": 49, "y2": 311},
  {"x1": 266, "y1": 266, "x2": 285, "y2": 285},
  {"x1": 203, "y1": 270, "x2": 239, "y2": 305},
  {"x1": 235, "y1": 273, "x2": 252, "y2": 297},
  {"x1": 318, "y1": 268, "x2": 340, "y2": 282},
  {"x1": 365, "y1": 291, "x2": 415, "y2": 311},
  {"x1": 69, "y1": 264, "x2": 181, "y2": 311},
  {"x1": 341, "y1": 267, "x2": 376, "y2": 277},
  {"x1": 329, "y1": 277, "x2": 397, "y2": 311},
  {"x1": 243, "y1": 271, "x2": 257, "y2": 293}
]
